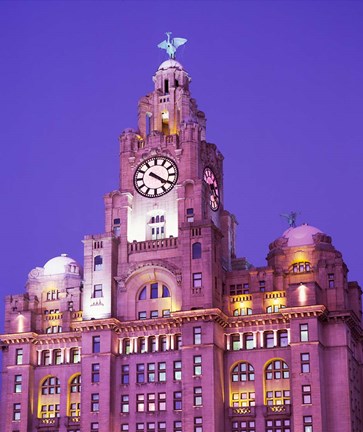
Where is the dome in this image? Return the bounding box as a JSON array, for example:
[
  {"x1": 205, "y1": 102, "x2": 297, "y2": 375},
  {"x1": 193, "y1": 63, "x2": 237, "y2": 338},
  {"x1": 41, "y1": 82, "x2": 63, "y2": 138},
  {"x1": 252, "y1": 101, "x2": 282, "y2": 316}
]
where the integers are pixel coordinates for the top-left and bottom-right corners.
[
  {"x1": 43, "y1": 253, "x2": 81, "y2": 276},
  {"x1": 158, "y1": 59, "x2": 184, "y2": 71},
  {"x1": 282, "y1": 224, "x2": 323, "y2": 247}
]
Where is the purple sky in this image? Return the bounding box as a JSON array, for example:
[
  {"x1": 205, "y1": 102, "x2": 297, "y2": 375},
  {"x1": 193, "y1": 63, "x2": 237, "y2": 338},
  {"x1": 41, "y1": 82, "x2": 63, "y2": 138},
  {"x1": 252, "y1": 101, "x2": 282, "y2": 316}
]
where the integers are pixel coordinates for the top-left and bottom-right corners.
[{"x1": 1, "y1": 1, "x2": 362, "y2": 330}]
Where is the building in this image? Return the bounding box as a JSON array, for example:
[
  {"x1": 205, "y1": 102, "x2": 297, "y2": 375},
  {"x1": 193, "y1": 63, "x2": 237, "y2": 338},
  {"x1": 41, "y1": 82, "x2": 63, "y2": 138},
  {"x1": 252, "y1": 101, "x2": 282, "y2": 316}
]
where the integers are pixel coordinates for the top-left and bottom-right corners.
[{"x1": 1, "y1": 52, "x2": 363, "y2": 432}]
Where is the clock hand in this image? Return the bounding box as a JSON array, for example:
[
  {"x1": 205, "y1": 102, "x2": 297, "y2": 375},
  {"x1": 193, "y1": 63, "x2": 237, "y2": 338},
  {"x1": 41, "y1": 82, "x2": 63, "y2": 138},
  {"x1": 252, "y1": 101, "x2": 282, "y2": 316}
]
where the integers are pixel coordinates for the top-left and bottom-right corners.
[{"x1": 149, "y1": 171, "x2": 167, "y2": 184}]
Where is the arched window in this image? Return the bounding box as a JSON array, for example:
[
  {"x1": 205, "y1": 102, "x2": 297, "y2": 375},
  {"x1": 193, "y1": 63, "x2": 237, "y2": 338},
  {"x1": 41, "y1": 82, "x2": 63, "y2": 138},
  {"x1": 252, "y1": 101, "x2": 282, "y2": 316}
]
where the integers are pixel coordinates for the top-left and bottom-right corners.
[
  {"x1": 94, "y1": 255, "x2": 103, "y2": 271},
  {"x1": 162, "y1": 285, "x2": 170, "y2": 298},
  {"x1": 266, "y1": 305, "x2": 285, "y2": 313},
  {"x1": 139, "y1": 287, "x2": 147, "y2": 300},
  {"x1": 70, "y1": 374, "x2": 81, "y2": 393},
  {"x1": 233, "y1": 308, "x2": 252, "y2": 316},
  {"x1": 68, "y1": 374, "x2": 81, "y2": 419},
  {"x1": 264, "y1": 359, "x2": 290, "y2": 406},
  {"x1": 230, "y1": 362, "x2": 255, "y2": 408},
  {"x1": 41, "y1": 377, "x2": 60, "y2": 395},
  {"x1": 291, "y1": 261, "x2": 311, "y2": 273},
  {"x1": 39, "y1": 376, "x2": 61, "y2": 419},
  {"x1": 192, "y1": 242, "x2": 202, "y2": 259},
  {"x1": 231, "y1": 362, "x2": 255, "y2": 382},
  {"x1": 136, "y1": 282, "x2": 172, "y2": 320}
]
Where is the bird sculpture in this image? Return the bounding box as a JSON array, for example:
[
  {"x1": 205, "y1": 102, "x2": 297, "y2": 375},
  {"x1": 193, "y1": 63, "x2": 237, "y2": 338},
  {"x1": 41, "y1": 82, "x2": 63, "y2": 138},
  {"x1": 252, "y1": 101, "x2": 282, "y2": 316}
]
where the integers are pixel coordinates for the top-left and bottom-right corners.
[{"x1": 158, "y1": 32, "x2": 187, "y2": 59}]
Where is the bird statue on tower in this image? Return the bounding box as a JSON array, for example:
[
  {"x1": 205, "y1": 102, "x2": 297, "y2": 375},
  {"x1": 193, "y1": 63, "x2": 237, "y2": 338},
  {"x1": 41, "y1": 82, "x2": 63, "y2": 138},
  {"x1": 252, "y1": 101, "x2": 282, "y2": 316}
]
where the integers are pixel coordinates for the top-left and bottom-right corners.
[{"x1": 158, "y1": 32, "x2": 187, "y2": 59}]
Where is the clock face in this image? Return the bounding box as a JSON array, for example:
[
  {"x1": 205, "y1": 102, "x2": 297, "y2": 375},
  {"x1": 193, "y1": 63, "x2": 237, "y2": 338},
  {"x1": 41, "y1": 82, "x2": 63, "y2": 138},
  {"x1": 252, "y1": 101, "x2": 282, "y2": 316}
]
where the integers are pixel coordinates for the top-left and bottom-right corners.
[
  {"x1": 134, "y1": 156, "x2": 178, "y2": 198},
  {"x1": 204, "y1": 167, "x2": 220, "y2": 211}
]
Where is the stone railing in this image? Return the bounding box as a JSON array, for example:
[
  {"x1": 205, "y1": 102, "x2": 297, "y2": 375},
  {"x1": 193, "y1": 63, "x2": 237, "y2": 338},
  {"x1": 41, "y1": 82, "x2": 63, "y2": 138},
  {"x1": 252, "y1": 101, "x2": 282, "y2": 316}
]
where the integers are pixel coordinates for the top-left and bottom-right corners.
[
  {"x1": 66, "y1": 416, "x2": 81, "y2": 426},
  {"x1": 128, "y1": 237, "x2": 178, "y2": 254},
  {"x1": 264, "y1": 404, "x2": 291, "y2": 416},
  {"x1": 43, "y1": 313, "x2": 63, "y2": 321},
  {"x1": 37, "y1": 417, "x2": 60, "y2": 428},
  {"x1": 229, "y1": 406, "x2": 256, "y2": 417}
]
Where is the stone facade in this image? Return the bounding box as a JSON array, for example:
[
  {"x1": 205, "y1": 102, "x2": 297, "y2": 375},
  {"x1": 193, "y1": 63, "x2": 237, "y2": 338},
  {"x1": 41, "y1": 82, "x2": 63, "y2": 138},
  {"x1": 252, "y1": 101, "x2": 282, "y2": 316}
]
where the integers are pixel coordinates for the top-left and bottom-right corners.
[{"x1": 1, "y1": 58, "x2": 362, "y2": 432}]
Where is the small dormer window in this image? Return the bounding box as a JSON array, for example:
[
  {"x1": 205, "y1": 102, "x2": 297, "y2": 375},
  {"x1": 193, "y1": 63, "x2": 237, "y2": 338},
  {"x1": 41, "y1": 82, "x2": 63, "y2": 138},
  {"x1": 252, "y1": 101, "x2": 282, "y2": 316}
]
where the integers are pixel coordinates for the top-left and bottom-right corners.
[{"x1": 291, "y1": 262, "x2": 312, "y2": 273}]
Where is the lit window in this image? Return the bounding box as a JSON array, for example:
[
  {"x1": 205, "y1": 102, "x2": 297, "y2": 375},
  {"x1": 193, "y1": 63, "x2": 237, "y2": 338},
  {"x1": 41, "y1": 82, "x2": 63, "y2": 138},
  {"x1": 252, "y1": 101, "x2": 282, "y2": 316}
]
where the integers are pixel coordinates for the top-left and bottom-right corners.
[
  {"x1": 266, "y1": 419, "x2": 291, "y2": 432},
  {"x1": 15, "y1": 348, "x2": 23, "y2": 365},
  {"x1": 139, "y1": 287, "x2": 147, "y2": 300},
  {"x1": 40, "y1": 403, "x2": 60, "y2": 419},
  {"x1": 14, "y1": 375, "x2": 22, "y2": 393},
  {"x1": 301, "y1": 353, "x2": 310, "y2": 373},
  {"x1": 94, "y1": 255, "x2": 103, "y2": 271},
  {"x1": 93, "y1": 284, "x2": 103, "y2": 298},
  {"x1": 138, "y1": 311, "x2": 147, "y2": 320},
  {"x1": 70, "y1": 348, "x2": 80, "y2": 363},
  {"x1": 42, "y1": 376, "x2": 61, "y2": 395},
  {"x1": 123, "y1": 339, "x2": 131, "y2": 354},
  {"x1": 136, "y1": 424, "x2": 145, "y2": 431},
  {"x1": 174, "y1": 421, "x2": 182, "y2": 432},
  {"x1": 174, "y1": 360, "x2": 182, "y2": 380},
  {"x1": 91, "y1": 393, "x2": 99, "y2": 412},
  {"x1": 194, "y1": 417, "x2": 203, "y2": 432},
  {"x1": 194, "y1": 387, "x2": 202, "y2": 406},
  {"x1": 69, "y1": 402, "x2": 80, "y2": 417},
  {"x1": 231, "y1": 334, "x2": 241, "y2": 351},
  {"x1": 300, "y1": 323, "x2": 309, "y2": 342},
  {"x1": 231, "y1": 362, "x2": 255, "y2": 382},
  {"x1": 302, "y1": 385, "x2": 312, "y2": 404},
  {"x1": 92, "y1": 363, "x2": 100, "y2": 383},
  {"x1": 121, "y1": 365, "x2": 130, "y2": 384},
  {"x1": 303, "y1": 416, "x2": 313, "y2": 432},
  {"x1": 121, "y1": 395, "x2": 129, "y2": 413},
  {"x1": 265, "y1": 360, "x2": 289, "y2": 380},
  {"x1": 193, "y1": 327, "x2": 202, "y2": 345},
  {"x1": 193, "y1": 355, "x2": 202, "y2": 376},
  {"x1": 137, "y1": 364, "x2": 145, "y2": 383},
  {"x1": 147, "y1": 393, "x2": 156, "y2": 412},
  {"x1": 192, "y1": 242, "x2": 202, "y2": 259},
  {"x1": 266, "y1": 390, "x2": 290, "y2": 406},
  {"x1": 162, "y1": 309, "x2": 170, "y2": 317},
  {"x1": 151, "y1": 283, "x2": 158, "y2": 299},
  {"x1": 158, "y1": 392, "x2": 166, "y2": 411},
  {"x1": 91, "y1": 422, "x2": 99, "y2": 432},
  {"x1": 121, "y1": 425, "x2": 129, "y2": 432},
  {"x1": 193, "y1": 273, "x2": 202, "y2": 288},
  {"x1": 150, "y1": 310, "x2": 158, "y2": 319},
  {"x1": 231, "y1": 420, "x2": 255, "y2": 432},
  {"x1": 162, "y1": 285, "x2": 170, "y2": 297},
  {"x1": 54, "y1": 349, "x2": 62, "y2": 365},
  {"x1": 173, "y1": 391, "x2": 182, "y2": 410},
  {"x1": 92, "y1": 336, "x2": 100, "y2": 353},
  {"x1": 244, "y1": 333, "x2": 254, "y2": 350},
  {"x1": 292, "y1": 262, "x2": 311, "y2": 273},
  {"x1": 158, "y1": 421, "x2": 167, "y2": 431},
  {"x1": 70, "y1": 375, "x2": 81, "y2": 393},
  {"x1": 13, "y1": 403, "x2": 21, "y2": 421},
  {"x1": 158, "y1": 362, "x2": 166, "y2": 382},
  {"x1": 137, "y1": 394, "x2": 145, "y2": 412},
  {"x1": 264, "y1": 331, "x2": 274, "y2": 348},
  {"x1": 231, "y1": 391, "x2": 255, "y2": 408},
  {"x1": 147, "y1": 363, "x2": 156, "y2": 383},
  {"x1": 278, "y1": 330, "x2": 289, "y2": 347},
  {"x1": 186, "y1": 208, "x2": 194, "y2": 222}
]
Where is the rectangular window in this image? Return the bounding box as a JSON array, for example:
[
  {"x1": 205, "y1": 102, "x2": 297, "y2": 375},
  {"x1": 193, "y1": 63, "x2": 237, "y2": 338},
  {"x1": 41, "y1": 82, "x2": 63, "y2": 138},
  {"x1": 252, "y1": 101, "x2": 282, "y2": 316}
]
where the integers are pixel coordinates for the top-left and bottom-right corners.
[
  {"x1": 193, "y1": 327, "x2": 202, "y2": 345},
  {"x1": 303, "y1": 416, "x2": 313, "y2": 432},
  {"x1": 147, "y1": 363, "x2": 156, "y2": 383},
  {"x1": 231, "y1": 334, "x2": 241, "y2": 350},
  {"x1": 186, "y1": 208, "x2": 194, "y2": 222},
  {"x1": 194, "y1": 387, "x2": 202, "y2": 406},
  {"x1": 173, "y1": 391, "x2": 182, "y2": 410},
  {"x1": 259, "y1": 280, "x2": 266, "y2": 292},
  {"x1": 121, "y1": 425, "x2": 129, "y2": 431},
  {"x1": 14, "y1": 375, "x2": 22, "y2": 393},
  {"x1": 92, "y1": 336, "x2": 100, "y2": 353},
  {"x1": 175, "y1": 334, "x2": 182, "y2": 349},
  {"x1": 193, "y1": 273, "x2": 202, "y2": 288},
  {"x1": 243, "y1": 283, "x2": 249, "y2": 294},
  {"x1": 121, "y1": 395, "x2": 129, "y2": 413},
  {"x1": 136, "y1": 424, "x2": 145, "y2": 431},
  {"x1": 92, "y1": 363, "x2": 100, "y2": 383},
  {"x1": 302, "y1": 385, "x2": 312, "y2": 404},
  {"x1": 137, "y1": 394, "x2": 145, "y2": 412},
  {"x1": 328, "y1": 273, "x2": 335, "y2": 288},
  {"x1": 300, "y1": 323, "x2": 309, "y2": 342},
  {"x1": 301, "y1": 353, "x2": 310, "y2": 373},
  {"x1": 138, "y1": 311, "x2": 147, "y2": 320},
  {"x1": 158, "y1": 362, "x2": 166, "y2": 382},
  {"x1": 193, "y1": 355, "x2": 202, "y2": 376},
  {"x1": 162, "y1": 309, "x2": 170, "y2": 317},
  {"x1": 160, "y1": 336, "x2": 167, "y2": 351},
  {"x1": 266, "y1": 419, "x2": 291, "y2": 432},
  {"x1": 70, "y1": 348, "x2": 80, "y2": 363},
  {"x1": 173, "y1": 360, "x2": 182, "y2": 380},
  {"x1": 93, "y1": 284, "x2": 103, "y2": 298},
  {"x1": 194, "y1": 417, "x2": 203, "y2": 432},
  {"x1": 91, "y1": 393, "x2": 99, "y2": 412},
  {"x1": 121, "y1": 365, "x2": 130, "y2": 384},
  {"x1": 158, "y1": 392, "x2": 166, "y2": 411},
  {"x1": 150, "y1": 310, "x2": 158, "y2": 319},
  {"x1": 15, "y1": 348, "x2": 23, "y2": 365},
  {"x1": 174, "y1": 421, "x2": 182, "y2": 432},
  {"x1": 147, "y1": 393, "x2": 156, "y2": 412},
  {"x1": 158, "y1": 422, "x2": 166, "y2": 432},
  {"x1": 151, "y1": 283, "x2": 158, "y2": 299},
  {"x1": 13, "y1": 403, "x2": 21, "y2": 421},
  {"x1": 147, "y1": 422, "x2": 156, "y2": 432},
  {"x1": 137, "y1": 364, "x2": 145, "y2": 383},
  {"x1": 91, "y1": 423, "x2": 99, "y2": 432}
]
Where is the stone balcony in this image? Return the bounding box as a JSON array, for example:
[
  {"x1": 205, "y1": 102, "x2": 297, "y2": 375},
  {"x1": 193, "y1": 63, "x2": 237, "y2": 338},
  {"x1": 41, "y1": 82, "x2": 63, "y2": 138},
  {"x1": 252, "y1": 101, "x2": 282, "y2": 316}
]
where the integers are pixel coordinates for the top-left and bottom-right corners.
[
  {"x1": 37, "y1": 417, "x2": 59, "y2": 428},
  {"x1": 264, "y1": 404, "x2": 291, "y2": 417},
  {"x1": 128, "y1": 237, "x2": 178, "y2": 254},
  {"x1": 229, "y1": 406, "x2": 256, "y2": 417}
]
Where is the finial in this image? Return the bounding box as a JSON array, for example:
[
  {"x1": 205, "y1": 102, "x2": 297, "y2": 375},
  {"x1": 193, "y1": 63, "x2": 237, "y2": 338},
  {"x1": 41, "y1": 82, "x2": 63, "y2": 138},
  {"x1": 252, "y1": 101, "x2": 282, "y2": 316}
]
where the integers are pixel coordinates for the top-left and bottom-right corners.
[
  {"x1": 157, "y1": 32, "x2": 187, "y2": 59},
  {"x1": 280, "y1": 211, "x2": 300, "y2": 228}
]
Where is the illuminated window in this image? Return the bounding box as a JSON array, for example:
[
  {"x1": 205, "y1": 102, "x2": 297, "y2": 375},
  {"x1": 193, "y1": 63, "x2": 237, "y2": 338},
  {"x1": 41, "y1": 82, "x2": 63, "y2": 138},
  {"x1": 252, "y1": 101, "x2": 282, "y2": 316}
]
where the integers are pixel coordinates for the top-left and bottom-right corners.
[
  {"x1": 136, "y1": 424, "x2": 145, "y2": 431},
  {"x1": 300, "y1": 323, "x2": 309, "y2": 342},
  {"x1": 194, "y1": 417, "x2": 203, "y2": 432},
  {"x1": 193, "y1": 355, "x2": 202, "y2": 376},
  {"x1": 137, "y1": 394, "x2": 145, "y2": 412},
  {"x1": 151, "y1": 283, "x2": 158, "y2": 299},
  {"x1": 93, "y1": 284, "x2": 103, "y2": 298},
  {"x1": 194, "y1": 387, "x2": 202, "y2": 406},
  {"x1": 231, "y1": 391, "x2": 255, "y2": 407},
  {"x1": 264, "y1": 331, "x2": 274, "y2": 348},
  {"x1": 149, "y1": 336, "x2": 157, "y2": 352},
  {"x1": 54, "y1": 349, "x2": 62, "y2": 365},
  {"x1": 14, "y1": 375, "x2": 22, "y2": 393},
  {"x1": 175, "y1": 334, "x2": 182, "y2": 349},
  {"x1": 303, "y1": 416, "x2": 313, "y2": 432},
  {"x1": 138, "y1": 311, "x2": 147, "y2": 320},
  {"x1": 42, "y1": 377, "x2": 61, "y2": 395},
  {"x1": 266, "y1": 390, "x2": 290, "y2": 406},
  {"x1": 192, "y1": 242, "x2": 202, "y2": 259},
  {"x1": 231, "y1": 362, "x2": 255, "y2": 382},
  {"x1": 137, "y1": 364, "x2": 145, "y2": 383},
  {"x1": 292, "y1": 262, "x2": 311, "y2": 273},
  {"x1": 123, "y1": 339, "x2": 131, "y2": 354},
  {"x1": 193, "y1": 327, "x2": 202, "y2": 344},
  {"x1": 244, "y1": 333, "x2": 254, "y2": 350},
  {"x1": 301, "y1": 353, "x2": 310, "y2": 373},
  {"x1": 162, "y1": 309, "x2": 170, "y2": 317},
  {"x1": 41, "y1": 350, "x2": 51, "y2": 366},
  {"x1": 147, "y1": 393, "x2": 156, "y2": 412},
  {"x1": 302, "y1": 385, "x2": 312, "y2": 404},
  {"x1": 91, "y1": 393, "x2": 99, "y2": 412},
  {"x1": 278, "y1": 330, "x2": 289, "y2": 347},
  {"x1": 174, "y1": 421, "x2": 182, "y2": 432},
  {"x1": 186, "y1": 208, "x2": 194, "y2": 222},
  {"x1": 121, "y1": 365, "x2": 129, "y2": 384},
  {"x1": 147, "y1": 363, "x2": 156, "y2": 382},
  {"x1": 231, "y1": 334, "x2": 241, "y2": 350},
  {"x1": 121, "y1": 425, "x2": 129, "y2": 431},
  {"x1": 158, "y1": 392, "x2": 166, "y2": 411},
  {"x1": 69, "y1": 402, "x2": 80, "y2": 417},
  {"x1": 162, "y1": 285, "x2": 170, "y2": 297},
  {"x1": 70, "y1": 348, "x2": 80, "y2": 363},
  {"x1": 233, "y1": 308, "x2": 252, "y2": 316},
  {"x1": 158, "y1": 421, "x2": 167, "y2": 431},
  {"x1": 193, "y1": 273, "x2": 202, "y2": 288},
  {"x1": 13, "y1": 403, "x2": 21, "y2": 421},
  {"x1": 150, "y1": 310, "x2": 158, "y2": 319},
  {"x1": 232, "y1": 420, "x2": 256, "y2": 432},
  {"x1": 174, "y1": 360, "x2": 182, "y2": 380},
  {"x1": 40, "y1": 404, "x2": 60, "y2": 418},
  {"x1": 46, "y1": 325, "x2": 63, "y2": 333},
  {"x1": 147, "y1": 422, "x2": 156, "y2": 432},
  {"x1": 92, "y1": 363, "x2": 100, "y2": 383},
  {"x1": 173, "y1": 391, "x2": 182, "y2": 410},
  {"x1": 266, "y1": 304, "x2": 286, "y2": 313},
  {"x1": 91, "y1": 422, "x2": 99, "y2": 432},
  {"x1": 70, "y1": 375, "x2": 81, "y2": 393},
  {"x1": 266, "y1": 419, "x2": 291, "y2": 432},
  {"x1": 15, "y1": 349, "x2": 23, "y2": 365},
  {"x1": 139, "y1": 287, "x2": 147, "y2": 300},
  {"x1": 158, "y1": 362, "x2": 166, "y2": 382},
  {"x1": 92, "y1": 336, "x2": 100, "y2": 353},
  {"x1": 94, "y1": 255, "x2": 103, "y2": 271},
  {"x1": 121, "y1": 395, "x2": 129, "y2": 413},
  {"x1": 265, "y1": 360, "x2": 289, "y2": 380},
  {"x1": 160, "y1": 336, "x2": 167, "y2": 351}
]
